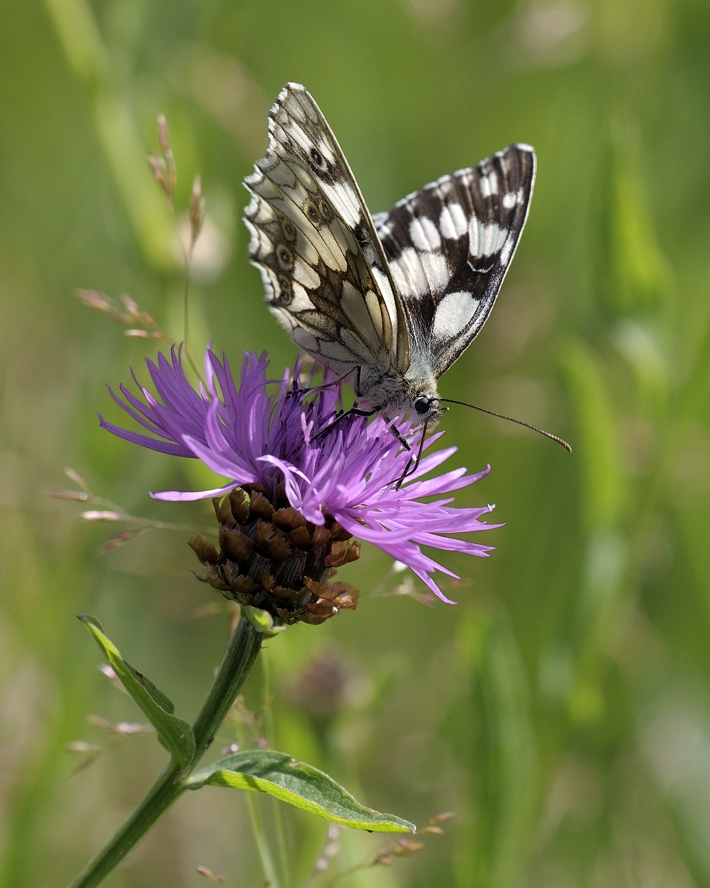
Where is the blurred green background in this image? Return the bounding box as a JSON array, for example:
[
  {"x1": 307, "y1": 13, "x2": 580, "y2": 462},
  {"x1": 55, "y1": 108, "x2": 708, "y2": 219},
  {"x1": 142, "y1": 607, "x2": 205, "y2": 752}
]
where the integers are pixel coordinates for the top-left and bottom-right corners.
[{"x1": 2, "y1": 0, "x2": 710, "y2": 885}]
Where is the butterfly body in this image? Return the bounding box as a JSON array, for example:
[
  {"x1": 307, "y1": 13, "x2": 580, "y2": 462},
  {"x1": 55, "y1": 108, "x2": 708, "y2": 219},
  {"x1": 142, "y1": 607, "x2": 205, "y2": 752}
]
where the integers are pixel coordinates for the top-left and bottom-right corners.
[{"x1": 244, "y1": 83, "x2": 535, "y2": 427}]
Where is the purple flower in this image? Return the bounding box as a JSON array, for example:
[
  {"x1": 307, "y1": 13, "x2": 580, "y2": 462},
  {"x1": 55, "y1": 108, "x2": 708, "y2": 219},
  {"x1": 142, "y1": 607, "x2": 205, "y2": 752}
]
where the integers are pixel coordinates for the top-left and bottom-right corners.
[{"x1": 100, "y1": 347, "x2": 499, "y2": 605}]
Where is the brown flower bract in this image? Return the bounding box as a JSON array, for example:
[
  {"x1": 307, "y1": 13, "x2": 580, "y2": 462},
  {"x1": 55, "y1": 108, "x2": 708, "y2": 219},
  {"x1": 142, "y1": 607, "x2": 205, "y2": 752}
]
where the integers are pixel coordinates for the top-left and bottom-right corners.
[{"x1": 189, "y1": 485, "x2": 360, "y2": 625}]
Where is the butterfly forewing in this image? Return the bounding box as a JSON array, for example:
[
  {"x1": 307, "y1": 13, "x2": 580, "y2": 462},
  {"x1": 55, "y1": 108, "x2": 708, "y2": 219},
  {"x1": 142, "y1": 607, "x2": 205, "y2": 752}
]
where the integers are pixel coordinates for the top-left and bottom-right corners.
[
  {"x1": 373, "y1": 145, "x2": 535, "y2": 378},
  {"x1": 244, "y1": 84, "x2": 536, "y2": 424},
  {"x1": 244, "y1": 83, "x2": 411, "y2": 377}
]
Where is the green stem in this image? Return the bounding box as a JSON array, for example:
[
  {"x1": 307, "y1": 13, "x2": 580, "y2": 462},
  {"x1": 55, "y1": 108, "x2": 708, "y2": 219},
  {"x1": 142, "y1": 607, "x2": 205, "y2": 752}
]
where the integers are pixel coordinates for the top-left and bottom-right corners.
[
  {"x1": 192, "y1": 616, "x2": 263, "y2": 752},
  {"x1": 67, "y1": 616, "x2": 263, "y2": 888}
]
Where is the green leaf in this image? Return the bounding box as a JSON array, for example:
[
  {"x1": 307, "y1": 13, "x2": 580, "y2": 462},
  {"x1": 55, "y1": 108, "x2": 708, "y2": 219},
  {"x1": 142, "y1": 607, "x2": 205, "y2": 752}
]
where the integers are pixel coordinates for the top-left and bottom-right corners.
[
  {"x1": 79, "y1": 615, "x2": 195, "y2": 768},
  {"x1": 611, "y1": 319, "x2": 668, "y2": 420},
  {"x1": 560, "y1": 339, "x2": 626, "y2": 529},
  {"x1": 186, "y1": 749, "x2": 415, "y2": 833},
  {"x1": 607, "y1": 121, "x2": 674, "y2": 316}
]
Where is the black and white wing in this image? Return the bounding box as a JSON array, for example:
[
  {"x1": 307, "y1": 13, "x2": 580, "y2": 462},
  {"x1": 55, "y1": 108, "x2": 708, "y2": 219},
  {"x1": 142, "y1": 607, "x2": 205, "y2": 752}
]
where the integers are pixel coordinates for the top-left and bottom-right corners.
[
  {"x1": 244, "y1": 83, "x2": 411, "y2": 377},
  {"x1": 373, "y1": 145, "x2": 535, "y2": 378}
]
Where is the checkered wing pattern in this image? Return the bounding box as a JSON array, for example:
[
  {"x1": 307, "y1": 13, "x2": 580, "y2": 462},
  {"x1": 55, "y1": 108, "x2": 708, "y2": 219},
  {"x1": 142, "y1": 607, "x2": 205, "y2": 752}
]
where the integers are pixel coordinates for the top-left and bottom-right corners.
[
  {"x1": 244, "y1": 83, "x2": 410, "y2": 381},
  {"x1": 373, "y1": 146, "x2": 535, "y2": 379},
  {"x1": 244, "y1": 83, "x2": 535, "y2": 422}
]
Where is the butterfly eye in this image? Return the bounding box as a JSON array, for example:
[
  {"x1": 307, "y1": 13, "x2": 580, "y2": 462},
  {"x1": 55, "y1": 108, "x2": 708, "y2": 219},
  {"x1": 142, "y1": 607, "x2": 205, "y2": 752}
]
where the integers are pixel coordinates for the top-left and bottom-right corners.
[{"x1": 414, "y1": 397, "x2": 430, "y2": 416}]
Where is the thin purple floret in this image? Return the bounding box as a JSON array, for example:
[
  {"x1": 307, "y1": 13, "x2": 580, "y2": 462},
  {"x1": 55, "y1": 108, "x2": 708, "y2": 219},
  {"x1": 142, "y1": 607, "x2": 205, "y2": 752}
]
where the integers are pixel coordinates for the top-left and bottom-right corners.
[{"x1": 101, "y1": 346, "x2": 501, "y2": 603}]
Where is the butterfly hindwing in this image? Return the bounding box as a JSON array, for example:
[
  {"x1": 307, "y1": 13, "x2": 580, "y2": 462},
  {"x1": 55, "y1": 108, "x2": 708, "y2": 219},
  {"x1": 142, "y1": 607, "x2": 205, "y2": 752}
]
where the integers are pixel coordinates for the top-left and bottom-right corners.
[
  {"x1": 244, "y1": 83, "x2": 411, "y2": 377},
  {"x1": 373, "y1": 145, "x2": 536, "y2": 378}
]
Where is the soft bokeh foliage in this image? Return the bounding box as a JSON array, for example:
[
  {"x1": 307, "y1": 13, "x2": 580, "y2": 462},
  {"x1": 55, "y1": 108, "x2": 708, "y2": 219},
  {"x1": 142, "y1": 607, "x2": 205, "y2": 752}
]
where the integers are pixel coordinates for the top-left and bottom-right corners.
[{"x1": 2, "y1": 0, "x2": 710, "y2": 885}]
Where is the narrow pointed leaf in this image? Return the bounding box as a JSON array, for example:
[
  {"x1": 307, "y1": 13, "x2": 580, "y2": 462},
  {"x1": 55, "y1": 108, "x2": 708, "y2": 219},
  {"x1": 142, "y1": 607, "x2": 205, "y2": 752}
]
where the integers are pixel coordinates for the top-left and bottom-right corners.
[
  {"x1": 561, "y1": 339, "x2": 626, "y2": 529},
  {"x1": 79, "y1": 615, "x2": 195, "y2": 768},
  {"x1": 186, "y1": 749, "x2": 415, "y2": 833}
]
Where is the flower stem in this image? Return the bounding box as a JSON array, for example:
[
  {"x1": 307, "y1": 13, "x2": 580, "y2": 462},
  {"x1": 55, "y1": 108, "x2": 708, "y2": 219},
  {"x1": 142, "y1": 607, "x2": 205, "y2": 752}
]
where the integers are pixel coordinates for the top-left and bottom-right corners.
[
  {"x1": 192, "y1": 615, "x2": 263, "y2": 752},
  {"x1": 67, "y1": 615, "x2": 263, "y2": 888}
]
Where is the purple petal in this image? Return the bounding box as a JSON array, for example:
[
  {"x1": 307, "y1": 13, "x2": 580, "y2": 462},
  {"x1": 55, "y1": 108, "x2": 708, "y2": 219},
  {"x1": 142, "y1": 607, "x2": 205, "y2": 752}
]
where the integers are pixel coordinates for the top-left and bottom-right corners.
[
  {"x1": 102, "y1": 345, "x2": 501, "y2": 603},
  {"x1": 151, "y1": 482, "x2": 240, "y2": 501}
]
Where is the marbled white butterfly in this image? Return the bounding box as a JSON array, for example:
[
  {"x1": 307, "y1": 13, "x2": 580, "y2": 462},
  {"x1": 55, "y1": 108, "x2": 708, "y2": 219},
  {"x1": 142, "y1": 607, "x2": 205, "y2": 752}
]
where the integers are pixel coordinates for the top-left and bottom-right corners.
[{"x1": 244, "y1": 83, "x2": 535, "y2": 429}]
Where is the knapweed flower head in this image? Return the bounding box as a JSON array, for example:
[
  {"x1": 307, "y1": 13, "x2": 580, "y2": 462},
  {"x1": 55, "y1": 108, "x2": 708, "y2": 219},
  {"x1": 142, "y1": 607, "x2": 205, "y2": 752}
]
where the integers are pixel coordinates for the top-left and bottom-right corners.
[{"x1": 101, "y1": 347, "x2": 499, "y2": 623}]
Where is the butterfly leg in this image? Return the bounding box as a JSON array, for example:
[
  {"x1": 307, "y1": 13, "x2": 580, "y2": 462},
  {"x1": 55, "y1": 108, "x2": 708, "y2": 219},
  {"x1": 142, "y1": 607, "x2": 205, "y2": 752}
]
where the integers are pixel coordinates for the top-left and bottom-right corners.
[
  {"x1": 312, "y1": 366, "x2": 376, "y2": 440},
  {"x1": 287, "y1": 367, "x2": 357, "y2": 398},
  {"x1": 313, "y1": 404, "x2": 377, "y2": 441},
  {"x1": 383, "y1": 416, "x2": 415, "y2": 489},
  {"x1": 393, "y1": 421, "x2": 429, "y2": 490},
  {"x1": 384, "y1": 419, "x2": 412, "y2": 452}
]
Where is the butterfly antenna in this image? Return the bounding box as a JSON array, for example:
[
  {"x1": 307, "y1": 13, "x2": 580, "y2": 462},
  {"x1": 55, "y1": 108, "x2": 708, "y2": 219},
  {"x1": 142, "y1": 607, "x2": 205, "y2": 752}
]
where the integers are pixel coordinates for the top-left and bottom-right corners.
[{"x1": 440, "y1": 398, "x2": 572, "y2": 452}]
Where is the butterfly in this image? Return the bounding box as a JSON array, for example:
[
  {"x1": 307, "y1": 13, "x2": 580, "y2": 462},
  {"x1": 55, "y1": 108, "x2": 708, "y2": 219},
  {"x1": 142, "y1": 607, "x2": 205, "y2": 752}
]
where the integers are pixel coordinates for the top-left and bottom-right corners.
[{"x1": 244, "y1": 83, "x2": 535, "y2": 431}]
